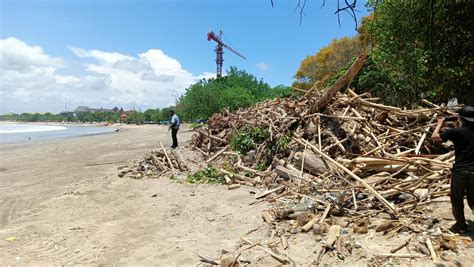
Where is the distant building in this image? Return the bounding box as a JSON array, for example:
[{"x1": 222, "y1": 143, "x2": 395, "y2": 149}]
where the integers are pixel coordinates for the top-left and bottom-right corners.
[
  {"x1": 74, "y1": 106, "x2": 91, "y2": 113},
  {"x1": 72, "y1": 106, "x2": 121, "y2": 114}
]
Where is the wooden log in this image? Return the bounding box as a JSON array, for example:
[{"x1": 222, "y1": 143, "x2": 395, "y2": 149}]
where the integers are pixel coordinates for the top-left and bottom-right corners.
[
  {"x1": 170, "y1": 149, "x2": 188, "y2": 171},
  {"x1": 301, "y1": 113, "x2": 367, "y2": 121},
  {"x1": 255, "y1": 186, "x2": 284, "y2": 199},
  {"x1": 426, "y1": 237, "x2": 438, "y2": 262},
  {"x1": 206, "y1": 145, "x2": 229, "y2": 163},
  {"x1": 198, "y1": 255, "x2": 220, "y2": 265},
  {"x1": 274, "y1": 165, "x2": 300, "y2": 180},
  {"x1": 415, "y1": 112, "x2": 438, "y2": 155},
  {"x1": 236, "y1": 164, "x2": 270, "y2": 177},
  {"x1": 228, "y1": 184, "x2": 241, "y2": 190},
  {"x1": 195, "y1": 129, "x2": 228, "y2": 144},
  {"x1": 219, "y1": 168, "x2": 258, "y2": 185},
  {"x1": 325, "y1": 225, "x2": 341, "y2": 247},
  {"x1": 193, "y1": 145, "x2": 207, "y2": 157},
  {"x1": 328, "y1": 131, "x2": 346, "y2": 153},
  {"x1": 301, "y1": 215, "x2": 319, "y2": 232},
  {"x1": 416, "y1": 242, "x2": 430, "y2": 255},
  {"x1": 319, "y1": 203, "x2": 331, "y2": 223},
  {"x1": 336, "y1": 236, "x2": 344, "y2": 259},
  {"x1": 315, "y1": 247, "x2": 326, "y2": 265},
  {"x1": 322, "y1": 137, "x2": 349, "y2": 152},
  {"x1": 352, "y1": 189, "x2": 358, "y2": 210},
  {"x1": 175, "y1": 149, "x2": 188, "y2": 170},
  {"x1": 317, "y1": 116, "x2": 322, "y2": 149},
  {"x1": 375, "y1": 253, "x2": 424, "y2": 258},
  {"x1": 294, "y1": 151, "x2": 329, "y2": 175},
  {"x1": 150, "y1": 154, "x2": 166, "y2": 171},
  {"x1": 207, "y1": 130, "x2": 212, "y2": 156},
  {"x1": 240, "y1": 238, "x2": 290, "y2": 264},
  {"x1": 349, "y1": 157, "x2": 408, "y2": 166},
  {"x1": 312, "y1": 55, "x2": 367, "y2": 112},
  {"x1": 390, "y1": 238, "x2": 411, "y2": 253},
  {"x1": 347, "y1": 89, "x2": 401, "y2": 112},
  {"x1": 281, "y1": 235, "x2": 288, "y2": 250}
]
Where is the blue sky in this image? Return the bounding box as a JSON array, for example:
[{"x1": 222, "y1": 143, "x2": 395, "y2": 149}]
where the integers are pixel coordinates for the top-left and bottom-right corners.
[{"x1": 0, "y1": 0, "x2": 369, "y2": 113}]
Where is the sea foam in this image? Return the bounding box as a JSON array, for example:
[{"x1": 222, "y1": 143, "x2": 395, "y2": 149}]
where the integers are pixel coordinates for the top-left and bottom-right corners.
[{"x1": 0, "y1": 124, "x2": 67, "y2": 134}]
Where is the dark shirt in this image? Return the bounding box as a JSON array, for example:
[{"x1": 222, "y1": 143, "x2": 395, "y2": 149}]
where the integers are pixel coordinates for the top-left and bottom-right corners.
[{"x1": 441, "y1": 127, "x2": 474, "y2": 171}]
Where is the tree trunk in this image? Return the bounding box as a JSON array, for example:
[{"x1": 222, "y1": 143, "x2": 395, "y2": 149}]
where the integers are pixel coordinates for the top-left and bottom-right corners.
[{"x1": 459, "y1": 88, "x2": 474, "y2": 106}]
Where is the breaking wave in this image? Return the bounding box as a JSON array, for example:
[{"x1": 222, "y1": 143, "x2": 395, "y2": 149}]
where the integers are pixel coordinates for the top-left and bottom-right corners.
[{"x1": 0, "y1": 124, "x2": 67, "y2": 134}]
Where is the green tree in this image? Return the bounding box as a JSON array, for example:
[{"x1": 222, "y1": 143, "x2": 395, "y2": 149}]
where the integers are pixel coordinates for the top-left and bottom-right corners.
[
  {"x1": 359, "y1": 1, "x2": 474, "y2": 106},
  {"x1": 176, "y1": 67, "x2": 285, "y2": 121},
  {"x1": 144, "y1": 108, "x2": 160, "y2": 122},
  {"x1": 126, "y1": 111, "x2": 146, "y2": 124},
  {"x1": 219, "y1": 87, "x2": 254, "y2": 111}
]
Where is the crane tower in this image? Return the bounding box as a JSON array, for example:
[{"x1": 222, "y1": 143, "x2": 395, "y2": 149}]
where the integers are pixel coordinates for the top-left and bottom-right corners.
[{"x1": 207, "y1": 30, "x2": 246, "y2": 78}]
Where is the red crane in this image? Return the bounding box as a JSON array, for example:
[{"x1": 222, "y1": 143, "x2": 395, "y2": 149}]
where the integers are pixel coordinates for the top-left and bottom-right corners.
[{"x1": 207, "y1": 30, "x2": 246, "y2": 78}]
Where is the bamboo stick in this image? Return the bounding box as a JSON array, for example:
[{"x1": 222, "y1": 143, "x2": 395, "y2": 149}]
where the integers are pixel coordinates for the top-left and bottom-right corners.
[{"x1": 160, "y1": 142, "x2": 175, "y2": 172}]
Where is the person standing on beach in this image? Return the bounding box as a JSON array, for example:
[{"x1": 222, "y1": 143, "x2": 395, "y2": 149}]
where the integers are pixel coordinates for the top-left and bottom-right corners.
[
  {"x1": 168, "y1": 110, "x2": 180, "y2": 149},
  {"x1": 432, "y1": 106, "x2": 474, "y2": 233}
]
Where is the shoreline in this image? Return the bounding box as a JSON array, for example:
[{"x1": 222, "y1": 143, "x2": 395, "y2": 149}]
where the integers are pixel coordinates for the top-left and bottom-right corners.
[
  {"x1": 0, "y1": 122, "x2": 121, "y2": 145},
  {"x1": 0, "y1": 120, "x2": 119, "y2": 128}
]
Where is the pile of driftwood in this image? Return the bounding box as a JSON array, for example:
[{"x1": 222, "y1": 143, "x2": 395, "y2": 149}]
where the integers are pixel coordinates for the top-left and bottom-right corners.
[
  {"x1": 193, "y1": 56, "x2": 468, "y2": 264},
  {"x1": 118, "y1": 142, "x2": 188, "y2": 179}
]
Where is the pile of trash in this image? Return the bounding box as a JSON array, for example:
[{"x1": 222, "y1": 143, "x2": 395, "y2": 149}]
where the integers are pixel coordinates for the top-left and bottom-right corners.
[{"x1": 191, "y1": 56, "x2": 468, "y2": 264}]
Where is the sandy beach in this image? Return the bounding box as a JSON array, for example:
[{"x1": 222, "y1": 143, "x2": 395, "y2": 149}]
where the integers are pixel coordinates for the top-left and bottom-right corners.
[
  {"x1": 1, "y1": 124, "x2": 474, "y2": 266},
  {"x1": 0, "y1": 125, "x2": 266, "y2": 265}
]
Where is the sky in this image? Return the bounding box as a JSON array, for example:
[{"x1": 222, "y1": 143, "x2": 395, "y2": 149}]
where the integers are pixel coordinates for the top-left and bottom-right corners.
[{"x1": 0, "y1": 0, "x2": 369, "y2": 113}]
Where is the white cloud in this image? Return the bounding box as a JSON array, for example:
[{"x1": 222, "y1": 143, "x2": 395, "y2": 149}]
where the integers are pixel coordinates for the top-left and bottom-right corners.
[
  {"x1": 256, "y1": 62, "x2": 269, "y2": 72},
  {"x1": 69, "y1": 46, "x2": 133, "y2": 64},
  {"x1": 141, "y1": 72, "x2": 175, "y2": 82},
  {"x1": 0, "y1": 37, "x2": 214, "y2": 113},
  {"x1": 1, "y1": 37, "x2": 65, "y2": 71},
  {"x1": 55, "y1": 75, "x2": 80, "y2": 85}
]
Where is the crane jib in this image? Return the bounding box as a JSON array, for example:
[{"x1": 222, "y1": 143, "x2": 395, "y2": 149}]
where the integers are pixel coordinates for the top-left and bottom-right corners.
[{"x1": 207, "y1": 30, "x2": 246, "y2": 78}]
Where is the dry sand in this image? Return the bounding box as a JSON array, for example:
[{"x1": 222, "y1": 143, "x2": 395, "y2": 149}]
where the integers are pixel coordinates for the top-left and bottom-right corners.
[
  {"x1": 1, "y1": 124, "x2": 473, "y2": 266},
  {"x1": 0, "y1": 125, "x2": 266, "y2": 265}
]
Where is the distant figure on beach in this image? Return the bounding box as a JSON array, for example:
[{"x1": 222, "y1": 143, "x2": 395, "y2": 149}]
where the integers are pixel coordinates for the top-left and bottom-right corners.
[
  {"x1": 168, "y1": 110, "x2": 180, "y2": 149},
  {"x1": 432, "y1": 106, "x2": 474, "y2": 234}
]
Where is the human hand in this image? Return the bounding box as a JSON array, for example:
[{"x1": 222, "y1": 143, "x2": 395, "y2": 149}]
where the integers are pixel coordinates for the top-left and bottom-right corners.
[{"x1": 432, "y1": 134, "x2": 442, "y2": 144}]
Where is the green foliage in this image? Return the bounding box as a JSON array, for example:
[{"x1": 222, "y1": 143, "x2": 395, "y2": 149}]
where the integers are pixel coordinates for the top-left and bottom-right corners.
[
  {"x1": 144, "y1": 108, "x2": 162, "y2": 123},
  {"x1": 177, "y1": 67, "x2": 291, "y2": 121},
  {"x1": 276, "y1": 133, "x2": 292, "y2": 150},
  {"x1": 359, "y1": 1, "x2": 474, "y2": 106},
  {"x1": 230, "y1": 126, "x2": 269, "y2": 154},
  {"x1": 293, "y1": 2, "x2": 473, "y2": 106},
  {"x1": 0, "y1": 111, "x2": 120, "y2": 123},
  {"x1": 219, "y1": 87, "x2": 254, "y2": 111},
  {"x1": 294, "y1": 34, "x2": 368, "y2": 90},
  {"x1": 126, "y1": 111, "x2": 146, "y2": 124},
  {"x1": 186, "y1": 166, "x2": 224, "y2": 184},
  {"x1": 255, "y1": 162, "x2": 268, "y2": 171}
]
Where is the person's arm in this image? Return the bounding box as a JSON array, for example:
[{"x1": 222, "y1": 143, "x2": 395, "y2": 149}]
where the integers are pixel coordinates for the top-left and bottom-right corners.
[
  {"x1": 431, "y1": 117, "x2": 445, "y2": 143},
  {"x1": 169, "y1": 116, "x2": 175, "y2": 130}
]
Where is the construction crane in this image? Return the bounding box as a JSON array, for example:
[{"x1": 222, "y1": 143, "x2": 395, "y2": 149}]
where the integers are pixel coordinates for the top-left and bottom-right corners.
[{"x1": 207, "y1": 30, "x2": 246, "y2": 78}]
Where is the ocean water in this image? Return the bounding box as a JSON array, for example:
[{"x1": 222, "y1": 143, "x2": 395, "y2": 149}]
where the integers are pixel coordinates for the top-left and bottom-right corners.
[{"x1": 0, "y1": 123, "x2": 117, "y2": 144}]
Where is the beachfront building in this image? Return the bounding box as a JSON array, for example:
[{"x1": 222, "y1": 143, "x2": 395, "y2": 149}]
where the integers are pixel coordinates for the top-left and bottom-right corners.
[{"x1": 73, "y1": 106, "x2": 121, "y2": 115}]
